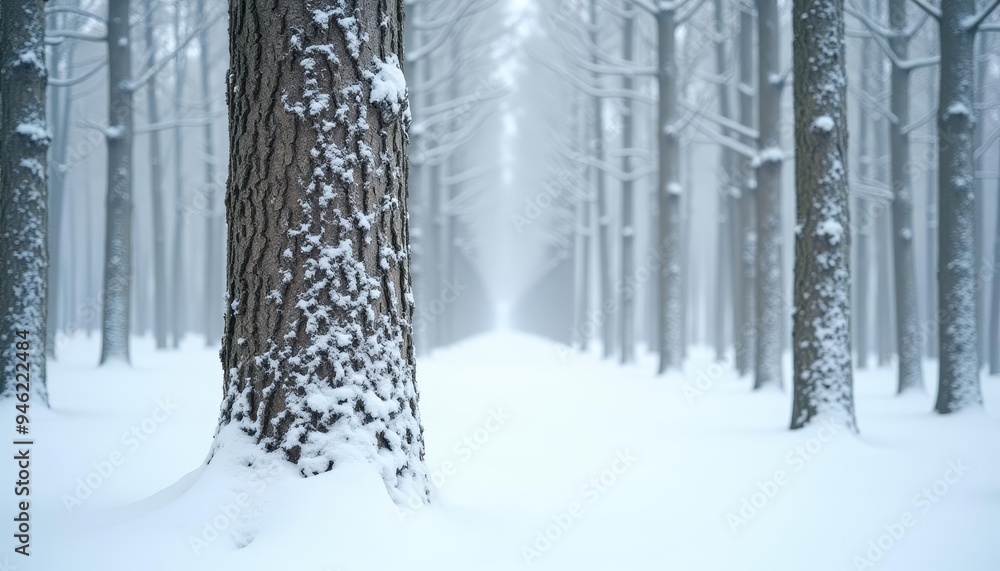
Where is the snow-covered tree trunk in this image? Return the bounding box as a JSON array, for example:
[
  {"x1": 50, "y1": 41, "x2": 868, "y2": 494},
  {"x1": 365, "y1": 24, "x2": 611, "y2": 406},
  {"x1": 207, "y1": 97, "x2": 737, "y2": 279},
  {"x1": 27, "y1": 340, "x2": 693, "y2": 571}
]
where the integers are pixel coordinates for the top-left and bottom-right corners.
[
  {"x1": 573, "y1": 93, "x2": 591, "y2": 351},
  {"x1": 145, "y1": 0, "x2": 170, "y2": 350},
  {"x1": 887, "y1": 0, "x2": 922, "y2": 393},
  {"x1": 218, "y1": 0, "x2": 429, "y2": 503},
  {"x1": 753, "y1": 0, "x2": 784, "y2": 390},
  {"x1": 735, "y1": 3, "x2": 756, "y2": 377},
  {"x1": 590, "y1": 0, "x2": 614, "y2": 359},
  {"x1": 656, "y1": 5, "x2": 682, "y2": 373},
  {"x1": 934, "y1": 0, "x2": 985, "y2": 414},
  {"x1": 790, "y1": 0, "x2": 856, "y2": 431},
  {"x1": 99, "y1": 0, "x2": 134, "y2": 365},
  {"x1": 0, "y1": 0, "x2": 49, "y2": 403},
  {"x1": 619, "y1": 4, "x2": 636, "y2": 365}
]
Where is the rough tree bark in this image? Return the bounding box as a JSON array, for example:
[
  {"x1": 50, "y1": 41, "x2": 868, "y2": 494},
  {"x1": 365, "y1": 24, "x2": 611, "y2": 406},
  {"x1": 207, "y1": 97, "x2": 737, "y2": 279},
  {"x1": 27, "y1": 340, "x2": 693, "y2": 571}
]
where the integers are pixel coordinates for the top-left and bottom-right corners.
[
  {"x1": 217, "y1": 0, "x2": 429, "y2": 503},
  {"x1": 790, "y1": 0, "x2": 857, "y2": 431},
  {"x1": 99, "y1": 0, "x2": 134, "y2": 364},
  {"x1": 934, "y1": 0, "x2": 986, "y2": 414},
  {"x1": 754, "y1": 0, "x2": 784, "y2": 390},
  {"x1": 656, "y1": 4, "x2": 682, "y2": 373},
  {"x1": 0, "y1": 0, "x2": 50, "y2": 403}
]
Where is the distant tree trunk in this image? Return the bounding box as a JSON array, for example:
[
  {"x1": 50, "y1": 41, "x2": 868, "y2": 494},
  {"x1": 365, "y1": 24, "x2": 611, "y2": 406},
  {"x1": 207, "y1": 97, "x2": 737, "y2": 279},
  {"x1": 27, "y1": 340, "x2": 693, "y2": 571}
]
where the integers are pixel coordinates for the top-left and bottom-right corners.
[
  {"x1": 790, "y1": 0, "x2": 856, "y2": 431},
  {"x1": 712, "y1": 0, "x2": 734, "y2": 363},
  {"x1": 145, "y1": 0, "x2": 170, "y2": 350},
  {"x1": 590, "y1": 0, "x2": 614, "y2": 358},
  {"x1": 935, "y1": 0, "x2": 983, "y2": 413},
  {"x1": 170, "y1": 3, "x2": 187, "y2": 349},
  {"x1": 989, "y1": 163, "x2": 1000, "y2": 374},
  {"x1": 974, "y1": 34, "x2": 988, "y2": 367},
  {"x1": 735, "y1": 3, "x2": 756, "y2": 377},
  {"x1": 218, "y1": 0, "x2": 429, "y2": 502},
  {"x1": 753, "y1": 0, "x2": 784, "y2": 390},
  {"x1": 925, "y1": 65, "x2": 938, "y2": 360},
  {"x1": 99, "y1": 0, "x2": 134, "y2": 365},
  {"x1": 619, "y1": 4, "x2": 636, "y2": 365},
  {"x1": 0, "y1": 0, "x2": 50, "y2": 403},
  {"x1": 45, "y1": 18, "x2": 75, "y2": 359},
  {"x1": 198, "y1": 0, "x2": 223, "y2": 347},
  {"x1": 656, "y1": 4, "x2": 682, "y2": 373},
  {"x1": 573, "y1": 94, "x2": 591, "y2": 351},
  {"x1": 887, "y1": 0, "x2": 922, "y2": 392},
  {"x1": 875, "y1": 117, "x2": 894, "y2": 368}
]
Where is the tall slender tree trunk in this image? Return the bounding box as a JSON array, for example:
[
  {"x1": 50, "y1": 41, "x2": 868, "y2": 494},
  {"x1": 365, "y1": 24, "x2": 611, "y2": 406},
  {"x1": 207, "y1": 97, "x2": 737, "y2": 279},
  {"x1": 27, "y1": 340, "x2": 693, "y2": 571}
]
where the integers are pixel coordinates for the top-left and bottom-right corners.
[
  {"x1": 935, "y1": 0, "x2": 984, "y2": 413},
  {"x1": 198, "y1": 0, "x2": 223, "y2": 347},
  {"x1": 590, "y1": 0, "x2": 614, "y2": 358},
  {"x1": 712, "y1": 0, "x2": 734, "y2": 363},
  {"x1": 656, "y1": 5, "x2": 682, "y2": 373},
  {"x1": 219, "y1": 0, "x2": 429, "y2": 503},
  {"x1": 0, "y1": 0, "x2": 50, "y2": 403},
  {"x1": 170, "y1": 3, "x2": 187, "y2": 349},
  {"x1": 99, "y1": 0, "x2": 134, "y2": 365},
  {"x1": 45, "y1": 22, "x2": 74, "y2": 358},
  {"x1": 754, "y1": 0, "x2": 784, "y2": 390},
  {"x1": 736, "y1": 3, "x2": 756, "y2": 377},
  {"x1": 887, "y1": 0, "x2": 922, "y2": 392},
  {"x1": 853, "y1": 33, "x2": 871, "y2": 369},
  {"x1": 145, "y1": 0, "x2": 170, "y2": 350},
  {"x1": 875, "y1": 117, "x2": 894, "y2": 367},
  {"x1": 619, "y1": 4, "x2": 636, "y2": 365},
  {"x1": 989, "y1": 159, "x2": 1000, "y2": 374},
  {"x1": 790, "y1": 0, "x2": 856, "y2": 431}
]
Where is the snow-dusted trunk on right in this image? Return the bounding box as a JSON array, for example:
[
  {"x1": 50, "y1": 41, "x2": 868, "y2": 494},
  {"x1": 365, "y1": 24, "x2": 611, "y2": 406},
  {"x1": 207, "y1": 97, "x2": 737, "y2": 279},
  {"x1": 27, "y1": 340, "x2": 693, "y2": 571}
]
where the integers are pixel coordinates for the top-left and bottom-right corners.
[
  {"x1": 618, "y1": 5, "x2": 636, "y2": 365},
  {"x1": 219, "y1": 0, "x2": 429, "y2": 503},
  {"x1": 935, "y1": 0, "x2": 983, "y2": 413},
  {"x1": 887, "y1": 0, "x2": 922, "y2": 393},
  {"x1": 99, "y1": 0, "x2": 134, "y2": 365},
  {"x1": 790, "y1": 0, "x2": 856, "y2": 431},
  {"x1": 589, "y1": 0, "x2": 614, "y2": 358},
  {"x1": 0, "y1": 0, "x2": 50, "y2": 402},
  {"x1": 656, "y1": 5, "x2": 682, "y2": 374},
  {"x1": 754, "y1": 0, "x2": 784, "y2": 390}
]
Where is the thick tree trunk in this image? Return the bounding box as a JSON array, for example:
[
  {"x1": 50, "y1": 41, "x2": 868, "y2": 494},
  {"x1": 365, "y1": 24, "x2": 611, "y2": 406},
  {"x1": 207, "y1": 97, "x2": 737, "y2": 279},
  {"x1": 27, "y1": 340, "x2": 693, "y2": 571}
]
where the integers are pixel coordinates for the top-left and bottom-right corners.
[
  {"x1": 753, "y1": 0, "x2": 784, "y2": 390},
  {"x1": 619, "y1": 5, "x2": 636, "y2": 365},
  {"x1": 790, "y1": 0, "x2": 856, "y2": 431},
  {"x1": 656, "y1": 6, "x2": 682, "y2": 373},
  {"x1": 887, "y1": 0, "x2": 922, "y2": 392},
  {"x1": 219, "y1": 0, "x2": 429, "y2": 503},
  {"x1": 590, "y1": 0, "x2": 614, "y2": 358},
  {"x1": 0, "y1": 0, "x2": 50, "y2": 403},
  {"x1": 935, "y1": 0, "x2": 983, "y2": 413},
  {"x1": 735, "y1": 4, "x2": 756, "y2": 377},
  {"x1": 145, "y1": 0, "x2": 170, "y2": 350},
  {"x1": 99, "y1": 0, "x2": 134, "y2": 365}
]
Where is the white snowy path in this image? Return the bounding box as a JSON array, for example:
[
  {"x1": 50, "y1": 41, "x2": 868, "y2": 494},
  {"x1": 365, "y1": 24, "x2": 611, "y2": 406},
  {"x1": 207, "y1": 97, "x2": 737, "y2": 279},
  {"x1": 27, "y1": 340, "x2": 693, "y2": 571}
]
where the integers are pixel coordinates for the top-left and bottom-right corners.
[{"x1": 19, "y1": 331, "x2": 1000, "y2": 570}]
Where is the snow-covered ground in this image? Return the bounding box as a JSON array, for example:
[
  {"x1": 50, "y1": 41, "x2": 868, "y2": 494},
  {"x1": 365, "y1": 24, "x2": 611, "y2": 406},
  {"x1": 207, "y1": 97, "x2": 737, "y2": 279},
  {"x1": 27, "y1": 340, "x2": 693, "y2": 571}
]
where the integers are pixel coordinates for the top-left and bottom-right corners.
[{"x1": 16, "y1": 331, "x2": 1000, "y2": 570}]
